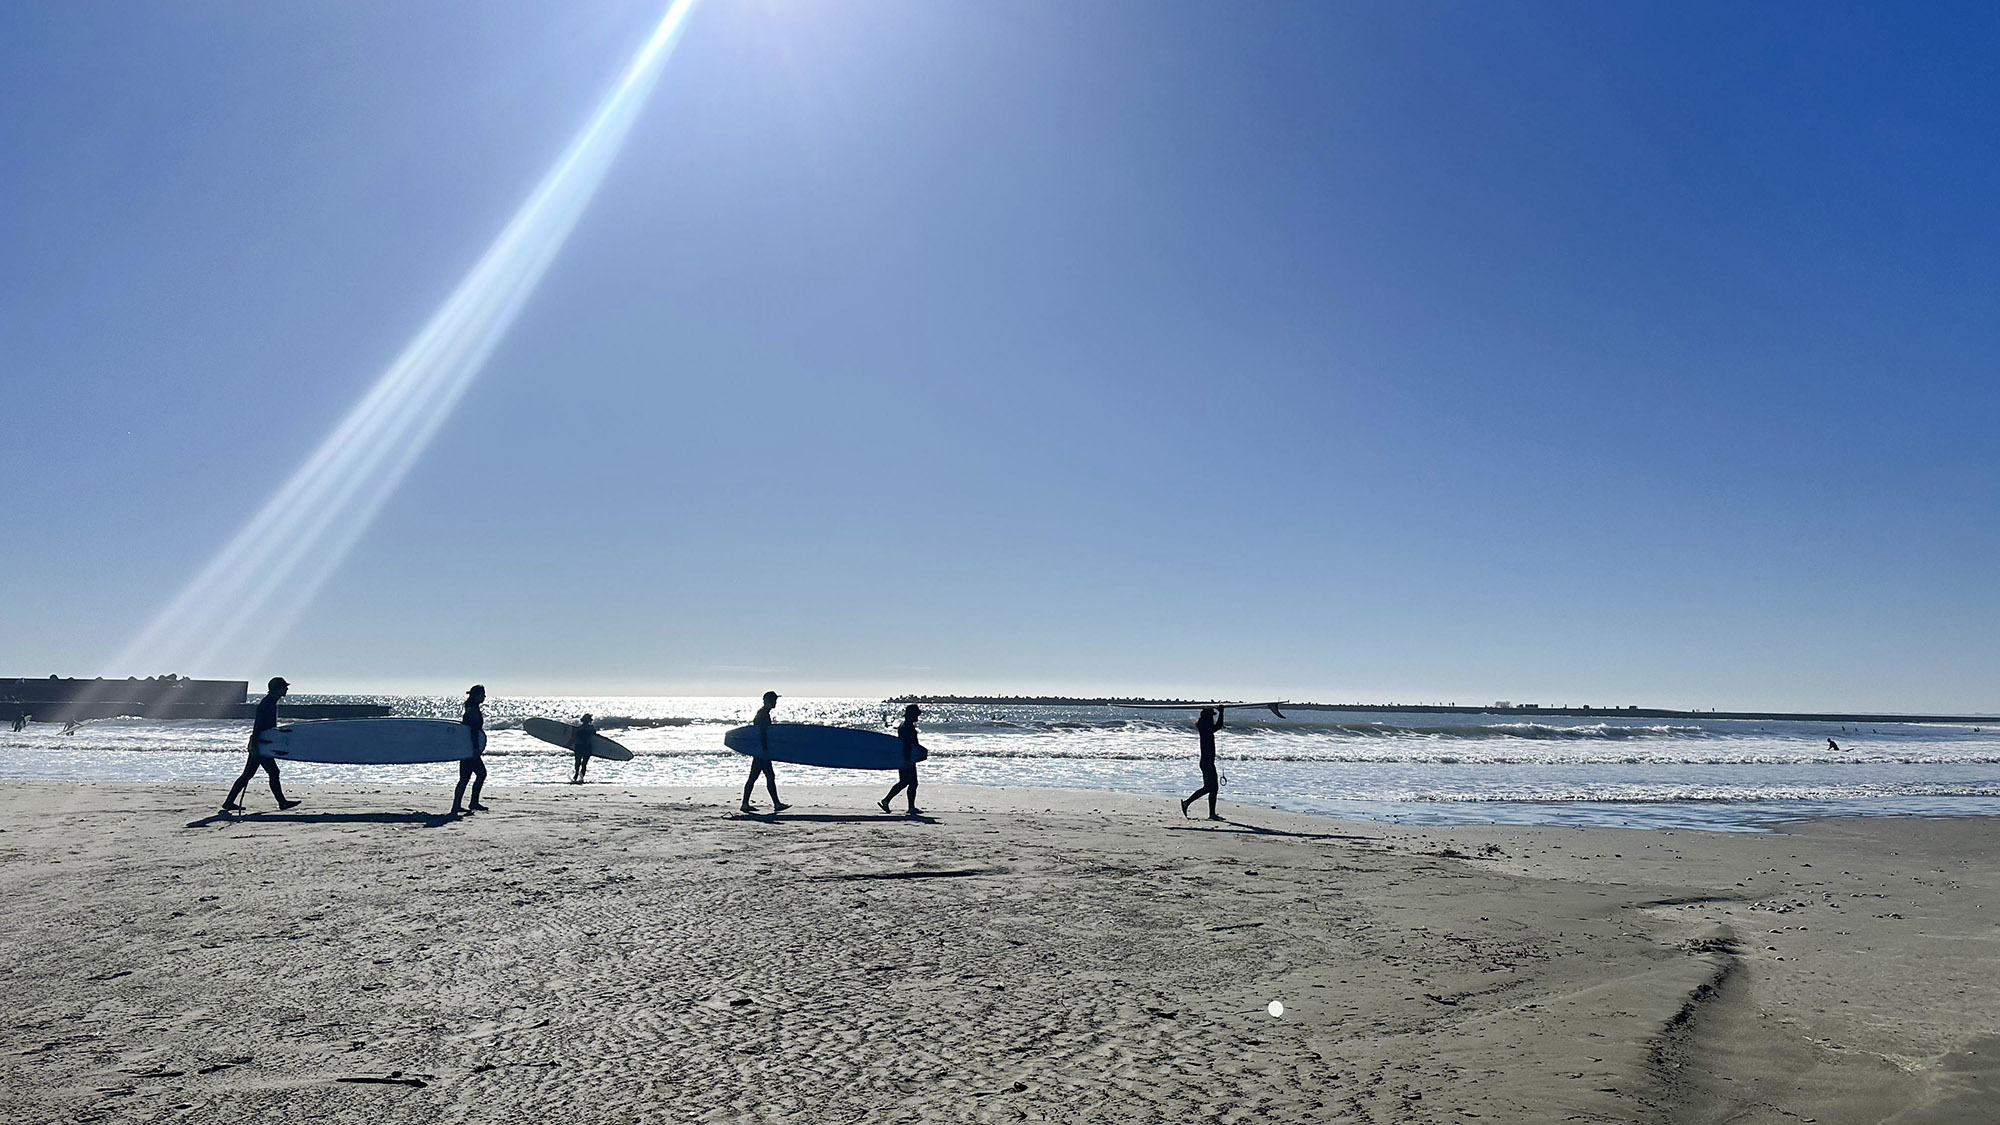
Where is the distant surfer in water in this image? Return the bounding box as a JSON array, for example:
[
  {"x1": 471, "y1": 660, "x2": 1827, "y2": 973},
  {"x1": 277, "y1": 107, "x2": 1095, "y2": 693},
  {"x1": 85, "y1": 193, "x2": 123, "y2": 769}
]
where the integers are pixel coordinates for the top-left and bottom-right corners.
[
  {"x1": 1180, "y1": 705, "x2": 1225, "y2": 820},
  {"x1": 570, "y1": 713, "x2": 598, "y2": 784},
  {"x1": 223, "y1": 676, "x2": 300, "y2": 812},
  {"x1": 879, "y1": 703, "x2": 926, "y2": 816},
  {"x1": 1827, "y1": 738, "x2": 1842, "y2": 752},
  {"x1": 453, "y1": 684, "x2": 490, "y2": 814},
  {"x1": 741, "y1": 691, "x2": 789, "y2": 814}
]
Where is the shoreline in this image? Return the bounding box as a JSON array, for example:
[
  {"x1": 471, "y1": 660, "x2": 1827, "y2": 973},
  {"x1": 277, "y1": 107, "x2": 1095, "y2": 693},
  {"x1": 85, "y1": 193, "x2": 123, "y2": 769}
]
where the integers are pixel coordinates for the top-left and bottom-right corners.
[
  {"x1": 4, "y1": 781, "x2": 1997, "y2": 1122},
  {"x1": 11, "y1": 770, "x2": 2000, "y2": 835},
  {"x1": 896, "y1": 696, "x2": 2000, "y2": 726}
]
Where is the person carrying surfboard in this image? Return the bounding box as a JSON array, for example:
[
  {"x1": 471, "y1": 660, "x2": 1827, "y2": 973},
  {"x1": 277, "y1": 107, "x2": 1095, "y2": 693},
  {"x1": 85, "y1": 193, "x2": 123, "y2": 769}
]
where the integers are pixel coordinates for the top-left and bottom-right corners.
[
  {"x1": 452, "y1": 684, "x2": 490, "y2": 814},
  {"x1": 1180, "y1": 705, "x2": 1226, "y2": 820},
  {"x1": 569, "y1": 713, "x2": 598, "y2": 784},
  {"x1": 740, "y1": 691, "x2": 790, "y2": 814},
  {"x1": 879, "y1": 703, "x2": 926, "y2": 816},
  {"x1": 223, "y1": 676, "x2": 301, "y2": 813}
]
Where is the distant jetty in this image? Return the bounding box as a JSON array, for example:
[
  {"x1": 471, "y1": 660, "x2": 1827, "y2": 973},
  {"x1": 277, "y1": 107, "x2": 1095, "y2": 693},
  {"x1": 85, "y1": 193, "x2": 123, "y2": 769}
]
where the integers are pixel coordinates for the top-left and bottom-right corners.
[
  {"x1": 1, "y1": 677, "x2": 390, "y2": 724},
  {"x1": 890, "y1": 695, "x2": 1997, "y2": 726}
]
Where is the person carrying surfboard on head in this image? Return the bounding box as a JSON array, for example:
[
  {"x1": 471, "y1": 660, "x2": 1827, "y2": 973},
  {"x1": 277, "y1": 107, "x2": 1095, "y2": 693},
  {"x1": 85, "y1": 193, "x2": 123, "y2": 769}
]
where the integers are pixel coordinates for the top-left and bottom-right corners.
[
  {"x1": 569, "y1": 713, "x2": 598, "y2": 784},
  {"x1": 1180, "y1": 705, "x2": 1225, "y2": 821},
  {"x1": 741, "y1": 691, "x2": 790, "y2": 814},
  {"x1": 223, "y1": 676, "x2": 301, "y2": 813},
  {"x1": 879, "y1": 703, "x2": 926, "y2": 816},
  {"x1": 452, "y1": 684, "x2": 490, "y2": 814}
]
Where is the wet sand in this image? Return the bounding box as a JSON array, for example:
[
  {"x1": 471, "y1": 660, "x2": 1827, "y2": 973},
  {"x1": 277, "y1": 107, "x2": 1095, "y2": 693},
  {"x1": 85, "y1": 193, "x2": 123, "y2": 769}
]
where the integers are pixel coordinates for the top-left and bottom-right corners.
[{"x1": 1, "y1": 781, "x2": 1995, "y2": 1123}]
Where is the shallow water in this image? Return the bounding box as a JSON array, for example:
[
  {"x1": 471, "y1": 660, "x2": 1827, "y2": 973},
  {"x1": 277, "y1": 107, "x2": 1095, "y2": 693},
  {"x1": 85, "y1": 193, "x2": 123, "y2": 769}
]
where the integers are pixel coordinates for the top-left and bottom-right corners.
[{"x1": 5, "y1": 696, "x2": 1999, "y2": 831}]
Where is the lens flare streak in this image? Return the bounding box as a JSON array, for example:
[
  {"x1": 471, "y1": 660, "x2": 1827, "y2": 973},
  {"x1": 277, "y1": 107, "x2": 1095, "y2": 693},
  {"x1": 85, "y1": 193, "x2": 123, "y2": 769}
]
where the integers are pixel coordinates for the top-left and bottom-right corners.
[{"x1": 111, "y1": 0, "x2": 700, "y2": 675}]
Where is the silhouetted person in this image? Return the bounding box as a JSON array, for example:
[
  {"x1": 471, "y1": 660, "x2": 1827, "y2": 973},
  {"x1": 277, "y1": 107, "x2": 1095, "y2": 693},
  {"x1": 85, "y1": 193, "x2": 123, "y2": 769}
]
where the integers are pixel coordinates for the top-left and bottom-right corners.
[
  {"x1": 453, "y1": 684, "x2": 490, "y2": 814},
  {"x1": 1827, "y1": 738, "x2": 1842, "y2": 752},
  {"x1": 224, "y1": 677, "x2": 300, "y2": 812},
  {"x1": 570, "y1": 713, "x2": 598, "y2": 784},
  {"x1": 741, "y1": 691, "x2": 788, "y2": 814},
  {"x1": 879, "y1": 703, "x2": 926, "y2": 816},
  {"x1": 1180, "y1": 705, "x2": 1225, "y2": 820}
]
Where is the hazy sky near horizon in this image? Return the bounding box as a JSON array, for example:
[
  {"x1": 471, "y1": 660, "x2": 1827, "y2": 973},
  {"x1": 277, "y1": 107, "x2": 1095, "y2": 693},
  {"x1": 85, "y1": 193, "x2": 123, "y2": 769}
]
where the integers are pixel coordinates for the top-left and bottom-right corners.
[{"x1": 4, "y1": 1, "x2": 1998, "y2": 709}]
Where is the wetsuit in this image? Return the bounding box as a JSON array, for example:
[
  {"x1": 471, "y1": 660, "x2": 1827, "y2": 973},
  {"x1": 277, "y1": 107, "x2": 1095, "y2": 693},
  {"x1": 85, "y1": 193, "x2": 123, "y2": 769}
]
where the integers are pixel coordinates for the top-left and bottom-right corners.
[
  {"x1": 455, "y1": 697, "x2": 488, "y2": 811},
  {"x1": 1181, "y1": 709, "x2": 1224, "y2": 818},
  {"x1": 570, "y1": 720, "x2": 597, "y2": 782},
  {"x1": 882, "y1": 716, "x2": 922, "y2": 812},
  {"x1": 1197, "y1": 712, "x2": 1221, "y2": 795},
  {"x1": 224, "y1": 690, "x2": 288, "y2": 808},
  {"x1": 741, "y1": 702, "x2": 782, "y2": 810}
]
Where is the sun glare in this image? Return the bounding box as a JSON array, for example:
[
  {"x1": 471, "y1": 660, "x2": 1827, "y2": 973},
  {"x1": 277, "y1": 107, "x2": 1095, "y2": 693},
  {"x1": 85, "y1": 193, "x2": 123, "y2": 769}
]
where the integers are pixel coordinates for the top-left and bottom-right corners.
[{"x1": 108, "y1": 0, "x2": 702, "y2": 677}]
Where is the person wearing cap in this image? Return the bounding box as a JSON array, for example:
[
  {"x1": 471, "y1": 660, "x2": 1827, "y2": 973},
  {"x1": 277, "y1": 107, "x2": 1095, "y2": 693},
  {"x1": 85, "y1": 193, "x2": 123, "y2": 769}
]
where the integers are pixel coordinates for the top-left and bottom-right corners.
[
  {"x1": 452, "y1": 684, "x2": 490, "y2": 814},
  {"x1": 223, "y1": 676, "x2": 300, "y2": 812},
  {"x1": 878, "y1": 703, "x2": 926, "y2": 816},
  {"x1": 740, "y1": 690, "x2": 789, "y2": 814}
]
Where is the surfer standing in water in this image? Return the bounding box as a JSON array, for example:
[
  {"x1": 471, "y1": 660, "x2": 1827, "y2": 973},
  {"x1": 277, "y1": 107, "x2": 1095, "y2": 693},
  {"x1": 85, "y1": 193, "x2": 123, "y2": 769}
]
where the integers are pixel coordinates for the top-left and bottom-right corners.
[
  {"x1": 453, "y1": 684, "x2": 490, "y2": 814},
  {"x1": 223, "y1": 676, "x2": 300, "y2": 812},
  {"x1": 741, "y1": 690, "x2": 789, "y2": 814},
  {"x1": 879, "y1": 703, "x2": 926, "y2": 816},
  {"x1": 1180, "y1": 705, "x2": 1226, "y2": 820},
  {"x1": 569, "y1": 713, "x2": 598, "y2": 784}
]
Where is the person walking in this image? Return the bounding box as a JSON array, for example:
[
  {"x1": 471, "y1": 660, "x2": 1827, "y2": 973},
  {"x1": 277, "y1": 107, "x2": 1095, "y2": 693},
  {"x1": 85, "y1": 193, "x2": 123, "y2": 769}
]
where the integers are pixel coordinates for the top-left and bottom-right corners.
[
  {"x1": 1180, "y1": 705, "x2": 1225, "y2": 820},
  {"x1": 569, "y1": 713, "x2": 598, "y2": 784},
  {"x1": 452, "y1": 684, "x2": 490, "y2": 814},
  {"x1": 223, "y1": 677, "x2": 301, "y2": 812},
  {"x1": 879, "y1": 703, "x2": 926, "y2": 816},
  {"x1": 740, "y1": 690, "x2": 789, "y2": 814}
]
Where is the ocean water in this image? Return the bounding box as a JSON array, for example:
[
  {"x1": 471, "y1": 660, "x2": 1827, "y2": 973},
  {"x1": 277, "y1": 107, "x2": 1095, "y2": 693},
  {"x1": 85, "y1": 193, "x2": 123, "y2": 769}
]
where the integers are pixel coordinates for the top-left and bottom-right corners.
[{"x1": 5, "y1": 696, "x2": 2000, "y2": 832}]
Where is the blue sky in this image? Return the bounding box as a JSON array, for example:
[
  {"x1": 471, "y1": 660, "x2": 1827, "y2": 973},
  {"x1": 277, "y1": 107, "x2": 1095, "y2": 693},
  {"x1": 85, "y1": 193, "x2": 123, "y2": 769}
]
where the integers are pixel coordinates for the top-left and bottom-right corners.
[{"x1": 3, "y1": 1, "x2": 1997, "y2": 709}]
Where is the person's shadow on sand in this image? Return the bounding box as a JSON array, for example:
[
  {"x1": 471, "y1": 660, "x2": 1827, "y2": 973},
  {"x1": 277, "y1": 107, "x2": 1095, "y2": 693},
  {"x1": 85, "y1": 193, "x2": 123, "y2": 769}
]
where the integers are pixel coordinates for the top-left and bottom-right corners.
[
  {"x1": 185, "y1": 810, "x2": 460, "y2": 829},
  {"x1": 1164, "y1": 817, "x2": 1372, "y2": 842},
  {"x1": 730, "y1": 811, "x2": 939, "y2": 825}
]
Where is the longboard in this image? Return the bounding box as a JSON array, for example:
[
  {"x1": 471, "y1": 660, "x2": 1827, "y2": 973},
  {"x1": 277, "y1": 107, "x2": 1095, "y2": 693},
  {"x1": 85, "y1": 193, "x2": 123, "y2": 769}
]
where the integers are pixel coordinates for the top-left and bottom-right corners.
[
  {"x1": 523, "y1": 717, "x2": 635, "y2": 761},
  {"x1": 724, "y1": 722, "x2": 924, "y2": 771},
  {"x1": 258, "y1": 718, "x2": 478, "y2": 764},
  {"x1": 1112, "y1": 701, "x2": 1289, "y2": 718}
]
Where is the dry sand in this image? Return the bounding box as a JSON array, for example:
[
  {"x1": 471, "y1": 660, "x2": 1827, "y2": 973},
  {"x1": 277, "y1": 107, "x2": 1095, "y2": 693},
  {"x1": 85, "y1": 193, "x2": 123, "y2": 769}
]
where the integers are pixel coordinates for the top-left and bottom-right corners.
[{"x1": 1, "y1": 781, "x2": 1996, "y2": 1123}]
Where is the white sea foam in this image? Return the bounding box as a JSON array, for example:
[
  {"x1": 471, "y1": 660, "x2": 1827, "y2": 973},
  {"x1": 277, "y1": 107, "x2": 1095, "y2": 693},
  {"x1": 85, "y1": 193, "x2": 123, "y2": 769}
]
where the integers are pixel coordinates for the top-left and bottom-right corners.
[{"x1": 5, "y1": 697, "x2": 1999, "y2": 831}]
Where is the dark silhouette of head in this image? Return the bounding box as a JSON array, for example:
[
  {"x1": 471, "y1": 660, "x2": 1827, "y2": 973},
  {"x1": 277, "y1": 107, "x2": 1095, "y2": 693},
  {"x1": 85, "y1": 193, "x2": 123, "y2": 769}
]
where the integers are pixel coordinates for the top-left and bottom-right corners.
[
  {"x1": 763, "y1": 691, "x2": 779, "y2": 705},
  {"x1": 468, "y1": 685, "x2": 485, "y2": 702},
  {"x1": 1199, "y1": 707, "x2": 1215, "y2": 721},
  {"x1": 904, "y1": 703, "x2": 921, "y2": 720},
  {"x1": 268, "y1": 676, "x2": 290, "y2": 696},
  {"x1": 581, "y1": 713, "x2": 593, "y2": 724}
]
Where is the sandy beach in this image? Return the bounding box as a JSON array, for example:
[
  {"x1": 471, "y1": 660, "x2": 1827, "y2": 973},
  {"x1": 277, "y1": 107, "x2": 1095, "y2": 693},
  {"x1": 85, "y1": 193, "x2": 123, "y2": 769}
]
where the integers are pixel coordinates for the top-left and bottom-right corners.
[{"x1": 2, "y1": 782, "x2": 1996, "y2": 1124}]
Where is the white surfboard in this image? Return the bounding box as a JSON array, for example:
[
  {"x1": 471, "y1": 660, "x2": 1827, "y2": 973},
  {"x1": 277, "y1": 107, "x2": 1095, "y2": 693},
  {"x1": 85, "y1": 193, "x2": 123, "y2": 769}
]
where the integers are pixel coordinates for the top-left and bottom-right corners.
[
  {"x1": 257, "y1": 718, "x2": 478, "y2": 764},
  {"x1": 1112, "y1": 701, "x2": 1290, "y2": 718},
  {"x1": 522, "y1": 717, "x2": 635, "y2": 761}
]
